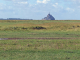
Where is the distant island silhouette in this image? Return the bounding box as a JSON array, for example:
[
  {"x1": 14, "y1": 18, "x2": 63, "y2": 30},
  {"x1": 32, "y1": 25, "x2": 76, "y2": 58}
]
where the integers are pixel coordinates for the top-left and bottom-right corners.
[{"x1": 42, "y1": 13, "x2": 55, "y2": 20}]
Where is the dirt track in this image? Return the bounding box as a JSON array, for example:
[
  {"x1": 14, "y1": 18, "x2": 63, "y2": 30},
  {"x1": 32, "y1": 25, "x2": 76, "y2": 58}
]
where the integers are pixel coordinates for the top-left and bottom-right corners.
[{"x1": 0, "y1": 37, "x2": 77, "y2": 40}]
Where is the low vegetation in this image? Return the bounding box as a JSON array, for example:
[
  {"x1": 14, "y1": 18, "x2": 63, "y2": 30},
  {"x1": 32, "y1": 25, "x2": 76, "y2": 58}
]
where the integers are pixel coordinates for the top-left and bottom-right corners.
[
  {"x1": 0, "y1": 20, "x2": 80, "y2": 60},
  {"x1": 0, "y1": 39, "x2": 80, "y2": 60},
  {"x1": 0, "y1": 20, "x2": 80, "y2": 31}
]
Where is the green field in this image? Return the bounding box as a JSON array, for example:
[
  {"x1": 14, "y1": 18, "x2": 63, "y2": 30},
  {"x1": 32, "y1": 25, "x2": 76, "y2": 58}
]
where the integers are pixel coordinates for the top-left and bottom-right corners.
[{"x1": 0, "y1": 20, "x2": 80, "y2": 60}]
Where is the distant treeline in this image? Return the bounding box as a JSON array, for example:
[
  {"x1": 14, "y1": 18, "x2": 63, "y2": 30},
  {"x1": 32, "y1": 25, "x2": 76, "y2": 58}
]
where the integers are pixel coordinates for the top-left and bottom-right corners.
[{"x1": 0, "y1": 18, "x2": 33, "y2": 20}]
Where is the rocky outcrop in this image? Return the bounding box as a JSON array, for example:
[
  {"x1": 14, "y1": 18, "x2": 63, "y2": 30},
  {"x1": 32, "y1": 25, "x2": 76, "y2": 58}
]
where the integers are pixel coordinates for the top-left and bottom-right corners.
[{"x1": 42, "y1": 13, "x2": 55, "y2": 20}]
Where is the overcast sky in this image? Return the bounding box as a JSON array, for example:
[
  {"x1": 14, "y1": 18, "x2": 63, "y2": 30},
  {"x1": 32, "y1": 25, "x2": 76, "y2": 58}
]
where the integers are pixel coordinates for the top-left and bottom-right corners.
[{"x1": 0, "y1": 0, "x2": 80, "y2": 20}]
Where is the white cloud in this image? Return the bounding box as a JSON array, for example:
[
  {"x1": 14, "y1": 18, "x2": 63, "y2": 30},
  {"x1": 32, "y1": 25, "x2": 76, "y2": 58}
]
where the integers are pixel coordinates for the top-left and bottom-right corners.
[
  {"x1": 17, "y1": 2, "x2": 28, "y2": 4},
  {"x1": 4, "y1": 0, "x2": 28, "y2": 1},
  {"x1": 71, "y1": 0, "x2": 77, "y2": 1},
  {"x1": 66, "y1": 7, "x2": 71, "y2": 11},
  {"x1": 37, "y1": 0, "x2": 50, "y2": 4},
  {"x1": 52, "y1": 3, "x2": 58, "y2": 8},
  {"x1": 66, "y1": 7, "x2": 75, "y2": 12}
]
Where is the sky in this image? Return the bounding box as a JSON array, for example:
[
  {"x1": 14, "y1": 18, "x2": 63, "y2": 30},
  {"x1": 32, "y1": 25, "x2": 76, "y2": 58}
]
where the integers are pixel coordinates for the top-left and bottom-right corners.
[{"x1": 0, "y1": 0, "x2": 80, "y2": 20}]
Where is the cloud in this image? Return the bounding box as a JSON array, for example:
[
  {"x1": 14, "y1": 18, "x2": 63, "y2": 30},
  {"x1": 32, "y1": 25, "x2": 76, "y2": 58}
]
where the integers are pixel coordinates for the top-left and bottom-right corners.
[
  {"x1": 4, "y1": 0, "x2": 28, "y2": 1},
  {"x1": 17, "y1": 2, "x2": 28, "y2": 4},
  {"x1": 37, "y1": 0, "x2": 50, "y2": 4},
  {"x1": 52, "y1": 3, "x2": 58, "y2": 8},
  {"x1": 71, "y1": 0, "x2": 80, "y2": 2},
  {"x1": 66, "y1": 7, "x2": 74, "y2": 12}
]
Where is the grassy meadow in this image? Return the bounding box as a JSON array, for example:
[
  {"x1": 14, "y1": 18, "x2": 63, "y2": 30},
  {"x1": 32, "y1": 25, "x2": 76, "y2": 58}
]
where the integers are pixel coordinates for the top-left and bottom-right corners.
[{"x1": 0, "y1": 20, "x2": 80, "y2": 60}]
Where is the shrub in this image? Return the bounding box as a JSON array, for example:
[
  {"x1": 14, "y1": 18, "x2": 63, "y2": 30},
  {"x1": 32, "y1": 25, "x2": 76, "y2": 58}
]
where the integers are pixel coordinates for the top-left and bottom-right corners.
[{"x1": 32, "y1": 26, "x2": 46, "y2": 30}]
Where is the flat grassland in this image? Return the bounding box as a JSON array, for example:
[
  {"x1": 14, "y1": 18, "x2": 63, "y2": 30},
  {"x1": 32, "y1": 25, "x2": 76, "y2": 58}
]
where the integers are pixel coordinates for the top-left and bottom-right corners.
[{"x1": 0, "y1": 20, "x2": 80, "y2": 60}]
